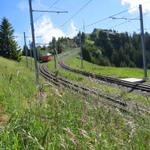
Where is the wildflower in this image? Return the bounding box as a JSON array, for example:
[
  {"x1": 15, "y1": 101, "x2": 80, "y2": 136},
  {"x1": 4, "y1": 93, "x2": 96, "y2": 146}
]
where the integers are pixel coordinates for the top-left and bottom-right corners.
[
  {"x1": 55, "y1": 89, "x2": 62, "y2": 98},
  {"x1": 147, "y1": 140, "x2": 150, "y2": 146},
  {"x1": 70, "y1": 137, "x2": 78, "y2": 145},
  {"x1": 59, "y1": 135, "x2": 66, "y2": 149},
  {"x1": 87, "y1": 143, "x2": 95, "y2": 150},
  {"x1": 79, "y1": 129, "x2": 90, "y2": 139},
  {"x1": 63, "y1": 128, "x2": 78, "y2": 145},
  {"x1": 63, "y1": 127, "x2": 75, "y2": 137},
  {"x1": 126, "y1": 121, "x2": 136, "y2": 143}
]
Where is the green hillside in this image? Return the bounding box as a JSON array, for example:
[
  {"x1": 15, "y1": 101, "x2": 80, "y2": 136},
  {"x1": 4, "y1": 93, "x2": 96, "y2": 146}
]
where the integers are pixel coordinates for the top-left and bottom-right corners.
[
  {"x1": 0, "y1": 57, "x2": 150, "y2": 149},
  {"x1": 81, "y1": 29, "x2": 150, "y2": 68},
  {"x1": 65, "y1": 55, "x2": 150, "y2": 79}
]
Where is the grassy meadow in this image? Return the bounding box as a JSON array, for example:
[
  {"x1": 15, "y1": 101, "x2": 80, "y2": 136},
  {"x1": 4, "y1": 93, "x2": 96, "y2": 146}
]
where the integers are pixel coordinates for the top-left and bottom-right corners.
[
  {"x1": 0, "y1": 56, "x2": 150, "y2": 149},
  {"x1": 64, "y1": 55, "x2": 150, "y2": 79}
]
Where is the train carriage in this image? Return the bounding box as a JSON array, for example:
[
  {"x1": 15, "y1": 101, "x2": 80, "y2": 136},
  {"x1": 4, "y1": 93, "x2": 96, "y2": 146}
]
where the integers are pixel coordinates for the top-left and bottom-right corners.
[{"x1": 41, "y1": 53, "x2": 52, "y2": 62}]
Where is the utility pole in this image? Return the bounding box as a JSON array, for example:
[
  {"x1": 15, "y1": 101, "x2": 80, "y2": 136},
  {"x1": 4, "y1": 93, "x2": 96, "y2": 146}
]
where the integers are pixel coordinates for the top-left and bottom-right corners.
[
  {"x1": 28, "y1": 0, "x2": 68, "y2": 85},
  {"x1": 81, "y1": 22, "x2": 86, "y2": 69},
  {"x1": 29, "y1": 40, "x2": 33, "y2": 70},
  {"x1": 28, "y1": 0, "x2": 39, "y2": 85},
  {"x1": 54, "y1": 48, "x2": 57, "y2": 69},
  {"x1": 139, "y1": 4, "x2": 147, "y2": 80},
  {"x1": 23, "y1": 32, "x2": 28, "y2": 68},
  {"x1": 52, "y1": 37, "x2": 57, "y2": 69},
  {"x1": 79, "y1": 32, "x2": 83, "y2": 69}
]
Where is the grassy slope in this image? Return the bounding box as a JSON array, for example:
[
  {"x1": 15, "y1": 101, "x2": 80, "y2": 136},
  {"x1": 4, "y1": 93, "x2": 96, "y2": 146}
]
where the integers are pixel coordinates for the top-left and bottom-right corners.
[
  {"x1": 48, "y1": 58, "x2": 150, "y2": 106},
  {"x1": 65, "y1": 56, "x2": 150, "y2": 79},
  {"x1": 0, "y1": 57, "x2": 36, "y2": 113},
  {"x1": 0, "y1": 57, "x2": 150, "y2": 149}
]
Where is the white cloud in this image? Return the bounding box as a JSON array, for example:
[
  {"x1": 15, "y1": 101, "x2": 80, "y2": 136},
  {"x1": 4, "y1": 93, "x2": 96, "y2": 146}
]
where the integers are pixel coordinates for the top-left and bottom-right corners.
[
  {"x1": 121, "y1": 0, "x2": 150, "y2": 13},
  {"x1": 67, "y1": 21, "x2": 78, "y2": 38},
  {"x1": 34, "y1": 15, "x2": 65, "y2": 43},
  {"x1": 34, "y1": 16, "x2": 79, "y2": 44}
]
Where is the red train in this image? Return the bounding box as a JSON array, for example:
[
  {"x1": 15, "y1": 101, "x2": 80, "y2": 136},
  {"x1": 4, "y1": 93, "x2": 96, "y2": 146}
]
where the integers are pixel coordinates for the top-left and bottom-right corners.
[{"x1": 41, "y1": 53, "x2": 52, "y2": 62}]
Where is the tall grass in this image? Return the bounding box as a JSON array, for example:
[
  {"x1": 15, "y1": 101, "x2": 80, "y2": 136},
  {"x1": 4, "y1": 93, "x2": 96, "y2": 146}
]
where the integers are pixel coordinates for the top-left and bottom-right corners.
[{"x1": 0, "y1": 57, "x2": 150, "y2": 149}]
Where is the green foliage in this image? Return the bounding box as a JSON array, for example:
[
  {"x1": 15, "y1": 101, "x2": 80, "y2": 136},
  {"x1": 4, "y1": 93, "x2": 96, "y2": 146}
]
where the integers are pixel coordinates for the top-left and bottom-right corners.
[
  {"x1": 0, "y1": 17, "x2": 21, "y2": 61},
  {"x1": 48, "y1": 37, "x2": 78, "y2": 54},
  {"x1": 82, "y1": 28, "x2": 150, "y2": 68},
  {"x1": 82, "y1": 39, "x2": 110, "y2": 66}
]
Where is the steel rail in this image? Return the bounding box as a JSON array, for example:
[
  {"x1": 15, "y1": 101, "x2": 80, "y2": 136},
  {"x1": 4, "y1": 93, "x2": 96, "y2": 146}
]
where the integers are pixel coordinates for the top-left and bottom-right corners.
[
  {"x1": 40, "y1": 64, "x2": 150, "y2": 115},
  {"x1": 58, "y1": 61, "x2": 150, "y2": 93}
]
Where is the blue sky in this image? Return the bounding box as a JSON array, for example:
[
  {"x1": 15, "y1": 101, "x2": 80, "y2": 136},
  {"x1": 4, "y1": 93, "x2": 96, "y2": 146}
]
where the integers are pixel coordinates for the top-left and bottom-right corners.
[{"x1": 1, "y1": 0, "x2": 150, "y2": 47}]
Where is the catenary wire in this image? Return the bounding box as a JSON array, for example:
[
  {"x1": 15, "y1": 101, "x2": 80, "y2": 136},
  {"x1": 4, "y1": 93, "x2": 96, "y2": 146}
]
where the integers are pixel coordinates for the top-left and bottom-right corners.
[
  {"x1": 34, "y1": 0, "x2": 62, "y2": 22},
  {"x1": 59, "y1": 0, "x2": 94, "y2": 27},
  {"x1": 85, "y1": 0, "x2": 150, "y2": 29}
]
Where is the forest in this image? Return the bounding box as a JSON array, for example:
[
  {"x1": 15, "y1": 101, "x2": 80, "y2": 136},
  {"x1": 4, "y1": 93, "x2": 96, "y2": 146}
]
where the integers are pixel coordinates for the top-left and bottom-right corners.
[{"x1": 81, "y1": 29, "x2": 150, "y2": 68}]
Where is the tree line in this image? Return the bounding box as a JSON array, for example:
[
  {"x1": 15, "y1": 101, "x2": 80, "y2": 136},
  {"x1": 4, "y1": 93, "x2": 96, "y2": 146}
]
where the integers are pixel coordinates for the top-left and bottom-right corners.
[
  {"x1": 81, "y1": 28, "x2": 150, "y2": 68},
  {"x1": 22, "y1": 36, "x2": 79, "y2": 60}
]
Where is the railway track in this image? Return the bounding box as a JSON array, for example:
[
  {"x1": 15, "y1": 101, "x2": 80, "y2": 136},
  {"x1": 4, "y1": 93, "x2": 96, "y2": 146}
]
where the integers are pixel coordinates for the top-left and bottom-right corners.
[
  {"x1": 40, "y1": 64, "x2": 150, "y2": 116},
  {"x1": 58, "y1": 61, "x2": 150, "y2": 93}
]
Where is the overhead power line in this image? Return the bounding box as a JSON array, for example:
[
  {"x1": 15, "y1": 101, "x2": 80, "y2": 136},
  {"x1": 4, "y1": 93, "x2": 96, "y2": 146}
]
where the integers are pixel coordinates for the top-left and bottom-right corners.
[
  {"x1": 33, "y1": 10, "x2": 68, "y2": 13},
  {"x1": 108, "y1": 10, "x2": 150, "y2": 30},
  {"x1": 85, "y1": 0, "x2": 150, "y2": 29},
  {"x1": 34, "y1": 0, "x2": 62, "y2": 22},
  {"x1": 108, "y1": 9, "x2": 150, "y2": 32},
  {"x1": 59, "y1": 0, "x2": 94, "y2": 27},
  {"x1": 109, "y1": 16, "x2": 139, "y2": 21},
  {"x1": 49, "y1": 0, "x2": 61, "y2": 9},
  {"x1": 109, "y1": 16, "x2": 140, "y2": 29},
  {"x1": 86, "y1": 17, "x2": 109, "y2": 28},
  {"x1": 86, "y1": 8, "x2": 135, "y2": 28},
  {"x1": 109, "y1": 20, "x2": 130, "y2": 29},
  {"x1": 14, "y1": 35, "x2": 42, "y2": 38}
]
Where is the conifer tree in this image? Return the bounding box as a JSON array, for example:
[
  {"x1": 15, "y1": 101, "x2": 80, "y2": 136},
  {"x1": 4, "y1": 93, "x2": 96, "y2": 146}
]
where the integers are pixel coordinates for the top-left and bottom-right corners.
[{"x1": 0, "y1": 17, "x2": 21, "y2": 61}]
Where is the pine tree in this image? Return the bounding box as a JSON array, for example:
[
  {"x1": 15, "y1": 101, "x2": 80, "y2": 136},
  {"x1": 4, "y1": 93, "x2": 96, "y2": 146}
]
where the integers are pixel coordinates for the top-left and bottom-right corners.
[{"x1": 0, "y1": 17, "x2": 21, "y2": 61}]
